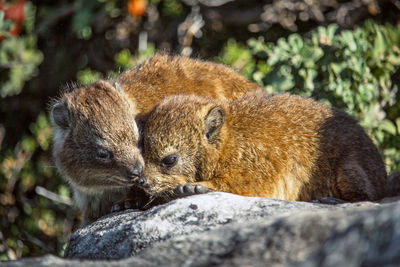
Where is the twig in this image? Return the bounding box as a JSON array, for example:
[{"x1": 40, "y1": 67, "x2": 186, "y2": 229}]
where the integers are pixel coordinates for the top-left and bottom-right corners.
[
  {"x1": 179, "y1": 6, "x2": 205, "y2": 56},
  {"x1": 35, "y1": 186, "x2": 73, "y2": 206},
  {"x1": 0, "y1": 125, "x2": 4, "y2": 150}
]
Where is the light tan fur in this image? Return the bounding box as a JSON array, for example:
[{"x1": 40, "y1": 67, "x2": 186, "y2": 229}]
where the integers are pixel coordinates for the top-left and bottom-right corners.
[
  {"x1": 140, "y1": 90, "x2": 387, "y2": 202},
  {"x1": 50, "y1": 54, "x2": 260, "y2": 223}
]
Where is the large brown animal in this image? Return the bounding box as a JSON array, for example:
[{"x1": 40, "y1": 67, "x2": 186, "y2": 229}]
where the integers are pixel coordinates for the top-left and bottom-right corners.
[
  {"x1": 50, "y1": 54, "x2": 260, "y2": 224},
  {"x1": 137, "y1": 90, "x2": 387, "y2": 202}
]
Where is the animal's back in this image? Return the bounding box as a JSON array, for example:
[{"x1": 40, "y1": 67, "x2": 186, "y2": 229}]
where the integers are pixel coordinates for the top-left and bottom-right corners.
[
  {"x1": 220, "y1": 92, "x2": 333, "y2": 199},
  {"x1": 116, "y1": 54, "x2": 260, "y2": 115},
  {"x1": 219, "y1": 91, "x2": 386, "y2": 201},
  {"x1": 315, "y1": 108, "x2": 387, "y2": 201}
]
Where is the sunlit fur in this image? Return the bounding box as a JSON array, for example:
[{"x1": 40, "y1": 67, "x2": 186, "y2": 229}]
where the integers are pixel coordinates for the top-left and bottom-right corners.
[
  {"x1": 116, "y1": 53, "x2": 261, "y2": 117},
  {"x1": 142, "y1": 90, "x2": 387, "y2": 202},
  {"x1": 51, "y1": 81, "x2": 143, "y2": 223},
  {"x1": 51, "y1": 54, "x2": 261, "y2": 223}
]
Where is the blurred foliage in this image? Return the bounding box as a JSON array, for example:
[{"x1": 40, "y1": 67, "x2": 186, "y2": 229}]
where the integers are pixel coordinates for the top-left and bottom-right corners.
[
  {"x1": 0, "y1": 1, "x2": 42, "y2": 97},
  {"x1": 77, "y1": 43, "x2": 155, "y2": 85},
  {"x1": 218, "y1": 20, "x2": 400, "y2": 171},
  {"x1": 0, "y1": 0, "x2": 400, "y2": 262},
  {"x1": 70, "y1": 0, "x2": 121, "y2": 40}
]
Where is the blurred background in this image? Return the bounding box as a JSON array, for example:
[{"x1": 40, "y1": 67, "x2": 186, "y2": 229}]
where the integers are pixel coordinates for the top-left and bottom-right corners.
[{"x1": 0, "y1": 0, "x2": 399, "y2": 260}]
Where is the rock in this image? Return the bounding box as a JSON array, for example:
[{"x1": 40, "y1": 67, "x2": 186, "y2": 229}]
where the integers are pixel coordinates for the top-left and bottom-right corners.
[
  {"x1": 65, "y1": 192, "x2": 368, "y2": 259},
  {"x1": 134, "y1": 199, "x2": 400, "y2": 266},
  {"x1": 1, "y1": 254, "x2": 148, "y2": 267},
  {"x1": 3, "y1": 192, "x2": 400, "y2": 266}
]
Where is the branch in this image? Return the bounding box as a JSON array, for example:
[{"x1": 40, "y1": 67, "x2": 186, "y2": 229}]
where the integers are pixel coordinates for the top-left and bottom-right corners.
[{"x1": 35, "y1": 186, "x2": 73, "y2": 206}]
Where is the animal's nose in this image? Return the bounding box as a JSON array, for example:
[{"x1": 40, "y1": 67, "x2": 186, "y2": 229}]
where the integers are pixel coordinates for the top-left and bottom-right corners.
[
  {"x1": 126, "y1": 163, "x2": 144, "y2": 179},
  {"x1": 134, "y1": 177, "x2": 147, "y2": 187}
]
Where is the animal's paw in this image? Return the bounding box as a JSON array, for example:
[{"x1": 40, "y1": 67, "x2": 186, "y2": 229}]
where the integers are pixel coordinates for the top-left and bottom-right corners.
[
  {"x1": 173, "y1": 184, "x2": 211, "y2": 198},
  {"x1": 111, "y1": 198, "x2": 141, "y2": 213},
  {"x1": 311, "y1": 197, "x2": 345, "y2": 205}
]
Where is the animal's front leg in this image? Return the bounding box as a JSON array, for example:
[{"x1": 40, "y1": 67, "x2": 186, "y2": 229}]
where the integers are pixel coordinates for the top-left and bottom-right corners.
[{"x1": 110, "y1": 187, "x2": 152, "y2": 212}]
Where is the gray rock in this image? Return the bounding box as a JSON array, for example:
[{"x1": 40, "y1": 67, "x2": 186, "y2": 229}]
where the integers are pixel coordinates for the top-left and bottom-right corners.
[
  {"x1": 65, "y1": 192, "x2": 367, "y2": 259},
  {"x1": 4, "y1": 192, "x2": 400, "y2": 266},
  {"x1": 134, "y1": 199, "x2": 400, "y2": 266}
]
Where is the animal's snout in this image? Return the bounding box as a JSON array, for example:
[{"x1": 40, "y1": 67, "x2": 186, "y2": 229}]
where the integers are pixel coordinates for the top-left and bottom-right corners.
[
  {"x1": 126, "y1": 162, "x2": 144, "y2": 179},
  {"x1": 133, "y1": 177, "x2": 147, "y2": 187}
]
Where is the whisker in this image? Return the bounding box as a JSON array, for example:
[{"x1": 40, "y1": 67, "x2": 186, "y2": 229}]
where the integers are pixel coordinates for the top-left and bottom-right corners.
[
  {"x1": 160, "y1": 190, "x2": 174, "y2": 202},
  {"x1": 109, "y1": 175, "x2": 134, "y2": 186},
  {"x1": 142, "y1": 195, "x2": 157, "y2": 209},
  {"x1": 44, "y1": 164, "x2": 58, "y2": 169}
]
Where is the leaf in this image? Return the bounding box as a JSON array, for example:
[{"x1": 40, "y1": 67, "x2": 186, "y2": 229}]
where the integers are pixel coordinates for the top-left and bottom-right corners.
[
  {"x1": 387, "y1": 53, "x2": 400, "y2": 66},
  {"x1": 340, "y1": 31, "x2": 357, "y2": 51},
  {"x1": 396, "y1": 118, "x2": 400, "y2": 135},
  {"x1": 21, "y1": 136, "x2": 36, "y2": 153},
  {"x1": 288, "y1": 34, "x2": 303, "y2": 53},
  {"x1": 372, "y1": 27, "x2": 387, "y2": 60},
  {"x1": 265, "y1": 67, "x2": 294, "y2": 92},
  {"x1": 379, "y1": 119, "x2": 397, "y2": 135},
  {"x1": 0, "y1": 10, "x2": 4, "y2": 29},
  {"x1": 114, "y1": 49, "x2": 132, "y2": 70},
  {"x1": 327, "y1": 24, "x2": 338, "y2": 40}
]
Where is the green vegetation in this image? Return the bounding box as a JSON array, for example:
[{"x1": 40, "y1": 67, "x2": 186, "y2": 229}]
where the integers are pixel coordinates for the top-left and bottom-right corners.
[
  {"x1": 219, "y1": 21, "x2": 400, "y2": 172},
  {"x1": 0, "y1": 2, "x2": 42, "y2": 97}
]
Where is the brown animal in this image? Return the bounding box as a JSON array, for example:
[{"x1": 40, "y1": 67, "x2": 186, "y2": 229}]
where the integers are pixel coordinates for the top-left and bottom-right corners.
[
  {"x1": 115, "y1": 53, "x2": 260, "y2": 126},
  {"x1": 50, "y1": 54, "x2": 260, "y2": 224},
  {"x1": 138, "y1": 90, "x2": 387, "y2": 202}
]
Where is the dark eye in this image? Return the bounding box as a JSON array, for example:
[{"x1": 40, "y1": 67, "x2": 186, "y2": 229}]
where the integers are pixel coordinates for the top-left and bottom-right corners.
[
  {"x1": 96, "y1": 148, "x2": 112, "y2": 161},
  {"x1": 161, "y1": 154, "x2": 178, "y2": 168}
]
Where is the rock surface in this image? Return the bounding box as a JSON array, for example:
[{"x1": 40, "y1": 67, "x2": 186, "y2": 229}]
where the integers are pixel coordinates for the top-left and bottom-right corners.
[{"x1": 4, "y1": 192, "x2": 400, "y2": 266}]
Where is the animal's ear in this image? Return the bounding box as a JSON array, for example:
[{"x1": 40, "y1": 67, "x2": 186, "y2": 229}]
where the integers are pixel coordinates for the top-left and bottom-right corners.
[
  {"x1": 204, "y1": 106, "x2": 224, "y2": 142},
  {"x1": 51, "y1": 103, "x2": 70, "y2": 129}
]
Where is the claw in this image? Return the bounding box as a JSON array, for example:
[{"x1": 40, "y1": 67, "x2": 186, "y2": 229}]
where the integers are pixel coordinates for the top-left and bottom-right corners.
[
  {"x1": 311, "y1": 197, "x2": 345, "y2": 205},
  {"x1": 111, "y1": 203, "x2": 122, "y2": 213},
  {"x1": 183, "y1": 184, "x2": 195, "y2": 194},
  {"x1": 195, "y1": 184, "x2": 211, "y2": 194},
  {"x1": 173, "y1": 184, "x2": 211, "y2": 198},
  {"x1": 175, "y1": 185, "x2": 185, "y2": 195},
  {"x1": 124, "y1": 201, "x2": 132, "y2": 209}
]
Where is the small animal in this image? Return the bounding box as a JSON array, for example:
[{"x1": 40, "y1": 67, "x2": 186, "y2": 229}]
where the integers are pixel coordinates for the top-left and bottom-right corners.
[
  {"x1": 50, "y1": 54, "x2": 260, "y2": 224},
  {"x1": 137, "y1": 90, "x2": 387, "y2": 202},
  {"x1": 51, "y1": 81, "x2": 145, "y2": 224},
  {"x1": 115, "y1": 53, "x2": 260, "y2": 127}
]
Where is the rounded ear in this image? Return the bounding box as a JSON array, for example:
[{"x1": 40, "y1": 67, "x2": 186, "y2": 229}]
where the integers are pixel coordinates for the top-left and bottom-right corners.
[
  {"x1": 204, "y1": 106, "x2": 224, "y2": 142},
  {"x1": 51, "y1": 103, "x2": 70, "y2": 129}
]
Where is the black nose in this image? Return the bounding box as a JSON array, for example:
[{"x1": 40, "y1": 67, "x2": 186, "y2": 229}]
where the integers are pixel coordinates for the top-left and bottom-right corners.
[
  {"x1": 126, "y1": 163, "x2": 144, "y2": 179},
  {"x1": 134, "y1": 177, "x2": 146, "y2": 187}
]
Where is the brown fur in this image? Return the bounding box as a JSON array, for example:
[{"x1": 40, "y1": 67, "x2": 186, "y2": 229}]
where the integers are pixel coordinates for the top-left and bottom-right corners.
[
  {"x1": 116, "y1": 54, "x2": 260, "y2": 115},
  {"x1": 50, "y1": 54, "x2": 260, "y2": 223},
  {"x1": 386, "y1": 171, "x2": 400, "y2": 197},
  {"x1": 140, "y1": 90, "x2": 387, "y2": 202}
]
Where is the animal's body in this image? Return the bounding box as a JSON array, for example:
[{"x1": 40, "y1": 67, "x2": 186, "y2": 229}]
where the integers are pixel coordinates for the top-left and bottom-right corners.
[
  {"x1": 50, "y1": 54, "x2": 260, "y2": 223},
  {"x1": 139, "y1": 90, "x2": 387, "y2": 202}
]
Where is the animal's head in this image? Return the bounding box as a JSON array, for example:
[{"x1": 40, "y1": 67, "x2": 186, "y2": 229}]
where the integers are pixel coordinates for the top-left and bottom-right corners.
[
  {"x1": 50, "y1": 80, "x2": 143, "y2": 193},
  {"x1": 138, "y1": 95, "x2": 225, "y2": 198}
]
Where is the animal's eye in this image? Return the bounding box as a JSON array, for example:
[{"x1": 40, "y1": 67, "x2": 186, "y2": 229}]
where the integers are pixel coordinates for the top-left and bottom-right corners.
[
  {"x1": 161, "y1": 154, "x2": 178, "y2": 168},
  {"x1": 96, "y1": 148, "x2": 112, "y2": 161}
]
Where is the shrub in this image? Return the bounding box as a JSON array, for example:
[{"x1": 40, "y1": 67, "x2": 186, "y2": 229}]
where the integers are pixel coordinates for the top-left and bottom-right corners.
[
  {"x1": 0, "y1": 1, "x2": 42, "y2": 98},
  {"x1": 218, "y1": 20, "x2": 400, "y2": 172}
]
